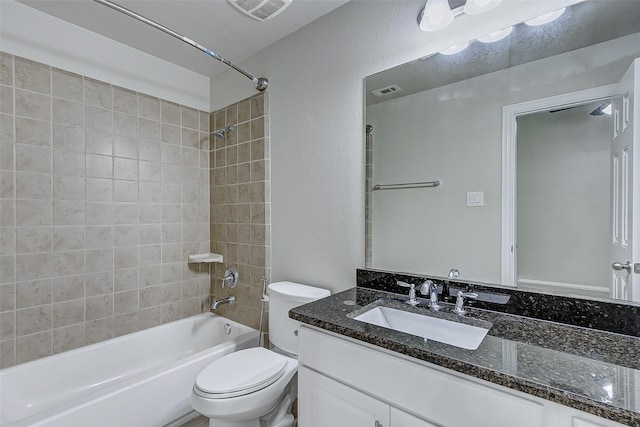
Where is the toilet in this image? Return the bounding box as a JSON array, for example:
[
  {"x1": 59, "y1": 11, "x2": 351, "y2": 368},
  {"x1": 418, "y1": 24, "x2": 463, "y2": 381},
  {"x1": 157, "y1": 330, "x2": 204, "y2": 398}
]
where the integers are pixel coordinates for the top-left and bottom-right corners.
[{"x1": 191, "y1": 281, "x2": 330, "y2": 427}]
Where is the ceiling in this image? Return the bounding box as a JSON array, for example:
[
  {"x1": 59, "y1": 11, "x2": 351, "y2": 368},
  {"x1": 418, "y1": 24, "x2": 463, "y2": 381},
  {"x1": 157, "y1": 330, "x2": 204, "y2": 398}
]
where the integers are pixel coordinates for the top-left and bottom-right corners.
[{"x1": 18, "y1": 0, "x2": 350, "y2": 78}]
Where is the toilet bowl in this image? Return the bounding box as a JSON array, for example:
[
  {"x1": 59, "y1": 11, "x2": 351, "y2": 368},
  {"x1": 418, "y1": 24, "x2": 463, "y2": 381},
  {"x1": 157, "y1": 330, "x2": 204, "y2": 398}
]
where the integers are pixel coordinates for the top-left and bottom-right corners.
[{"x1": 191, "y1": 281, "x2": 330, "y2": 427}]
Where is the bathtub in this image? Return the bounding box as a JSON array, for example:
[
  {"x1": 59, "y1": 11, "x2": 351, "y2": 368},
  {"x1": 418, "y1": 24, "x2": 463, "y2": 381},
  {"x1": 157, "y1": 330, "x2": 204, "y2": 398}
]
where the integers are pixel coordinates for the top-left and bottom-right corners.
[{"x1": 0, "y1": 313, "x2": 258, "y2": 427}]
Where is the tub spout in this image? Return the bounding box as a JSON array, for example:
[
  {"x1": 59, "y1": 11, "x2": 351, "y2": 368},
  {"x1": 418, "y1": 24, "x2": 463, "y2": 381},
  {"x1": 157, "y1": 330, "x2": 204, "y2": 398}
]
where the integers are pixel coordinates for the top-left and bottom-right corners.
[{"x1": 211, "y1": 295, "x2": 236, "y2": 310}]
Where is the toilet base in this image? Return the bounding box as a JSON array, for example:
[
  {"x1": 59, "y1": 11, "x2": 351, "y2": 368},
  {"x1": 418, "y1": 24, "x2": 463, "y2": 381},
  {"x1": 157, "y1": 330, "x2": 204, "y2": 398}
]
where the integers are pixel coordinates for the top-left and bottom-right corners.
[{"x1": 206, "y1": 379, "x2": 297, "y2": 427}]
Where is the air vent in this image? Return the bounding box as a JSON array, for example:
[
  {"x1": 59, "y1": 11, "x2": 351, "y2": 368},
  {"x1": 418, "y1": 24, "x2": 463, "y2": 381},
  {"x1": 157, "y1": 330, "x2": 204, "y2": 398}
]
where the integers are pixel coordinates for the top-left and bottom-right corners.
[
  {"x1": 371, "y1": 85, "x2": 402, "y2": 98},
  {"x1": 228, "y1": 0, "x2": 293, "y2": 21}
]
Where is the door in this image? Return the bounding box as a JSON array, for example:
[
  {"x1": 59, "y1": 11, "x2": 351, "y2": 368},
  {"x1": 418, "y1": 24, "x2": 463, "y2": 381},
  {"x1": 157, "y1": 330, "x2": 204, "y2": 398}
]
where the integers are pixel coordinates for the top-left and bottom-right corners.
[
  {"x1": 298, "y1": 367, "x2": 389, "y2": 427},
  {"x1": 610, "y1": 59, "x2": 639, "y2": 301}
]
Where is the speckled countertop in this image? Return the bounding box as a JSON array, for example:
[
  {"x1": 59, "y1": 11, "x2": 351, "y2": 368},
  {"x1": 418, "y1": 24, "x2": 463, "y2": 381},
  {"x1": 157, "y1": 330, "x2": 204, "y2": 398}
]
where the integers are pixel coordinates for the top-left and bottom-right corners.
[{"x1": 289, "y1": 287, "x2": 640, "y2": 426}]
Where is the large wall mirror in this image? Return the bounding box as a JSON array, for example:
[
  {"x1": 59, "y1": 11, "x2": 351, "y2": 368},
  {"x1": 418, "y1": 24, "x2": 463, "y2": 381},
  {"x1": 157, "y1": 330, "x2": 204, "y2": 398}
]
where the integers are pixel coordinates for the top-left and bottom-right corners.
[{"x1": 364, "y1": 0, "x2": 640, "y2": 303}]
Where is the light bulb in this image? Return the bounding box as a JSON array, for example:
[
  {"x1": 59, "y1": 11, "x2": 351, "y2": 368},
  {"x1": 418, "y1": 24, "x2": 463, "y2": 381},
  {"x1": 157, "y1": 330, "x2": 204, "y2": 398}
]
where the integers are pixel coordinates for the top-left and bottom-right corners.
[
  {"x1": 525, "y1": 8, "x2": 566, "y2": 26},
  {"x1": 439, "y1": 42, "x2": 469, "y2": 55},
  {"x1": 477, "y1": 26, "x2": 513, "y2": 43},
  {"x1": 420, "y1": 0, "x2": 454, "y2": 32},
  {"x1": 464, "y1": 0, "x2": 502, "y2": 15}
]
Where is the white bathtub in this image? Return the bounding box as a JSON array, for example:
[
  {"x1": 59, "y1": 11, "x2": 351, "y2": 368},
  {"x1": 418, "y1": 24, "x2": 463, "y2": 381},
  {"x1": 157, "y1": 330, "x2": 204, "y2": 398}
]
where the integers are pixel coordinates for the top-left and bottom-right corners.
[{"x1": 0, "y1": 313, "x2": 258, "y2": 427}]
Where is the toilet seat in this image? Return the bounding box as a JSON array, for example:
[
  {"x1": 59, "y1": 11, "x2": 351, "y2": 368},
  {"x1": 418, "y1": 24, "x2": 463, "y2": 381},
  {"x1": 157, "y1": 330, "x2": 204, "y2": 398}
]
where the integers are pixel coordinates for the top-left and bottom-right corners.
[{"x1": 194, "y1": 348, "x2": 289, "y2": 399}]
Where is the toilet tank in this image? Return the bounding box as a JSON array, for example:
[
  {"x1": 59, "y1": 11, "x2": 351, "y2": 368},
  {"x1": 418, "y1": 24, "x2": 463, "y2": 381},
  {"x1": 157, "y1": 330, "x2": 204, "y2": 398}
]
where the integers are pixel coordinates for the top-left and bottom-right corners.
[{"x1": 267, "y1": 281, "x2": 330, "y2": 355}]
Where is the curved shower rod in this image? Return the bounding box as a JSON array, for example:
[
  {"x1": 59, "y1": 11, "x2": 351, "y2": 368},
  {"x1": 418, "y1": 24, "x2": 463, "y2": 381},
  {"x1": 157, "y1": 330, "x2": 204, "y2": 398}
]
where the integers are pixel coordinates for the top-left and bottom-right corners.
[{"x1": 93, "y1": 0, "x2": 269, "y2": 91}]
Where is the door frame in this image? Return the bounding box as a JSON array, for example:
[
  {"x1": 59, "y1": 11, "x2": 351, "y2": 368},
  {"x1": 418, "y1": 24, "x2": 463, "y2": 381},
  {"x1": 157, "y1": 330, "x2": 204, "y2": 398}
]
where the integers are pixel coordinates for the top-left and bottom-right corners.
[{"x1": 501, "y1": 84, "x2": 621, "y2": 287}]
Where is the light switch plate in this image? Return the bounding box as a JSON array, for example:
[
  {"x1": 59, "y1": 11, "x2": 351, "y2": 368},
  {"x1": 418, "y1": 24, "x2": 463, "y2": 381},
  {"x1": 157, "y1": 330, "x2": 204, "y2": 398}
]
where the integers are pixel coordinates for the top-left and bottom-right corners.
[{"x1": 467, "y1": 191, "x2": 484, "y2": 207}]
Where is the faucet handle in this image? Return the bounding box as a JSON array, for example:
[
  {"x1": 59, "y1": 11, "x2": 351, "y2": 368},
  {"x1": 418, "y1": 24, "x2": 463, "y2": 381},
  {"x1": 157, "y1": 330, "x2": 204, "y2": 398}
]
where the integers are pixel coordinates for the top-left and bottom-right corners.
[
  {"x1": 396, "y1": 280, "x2": 413, "y2": 288},
  {"x1": 454, "y1": 291, "x2": 478, "y2": 315}
]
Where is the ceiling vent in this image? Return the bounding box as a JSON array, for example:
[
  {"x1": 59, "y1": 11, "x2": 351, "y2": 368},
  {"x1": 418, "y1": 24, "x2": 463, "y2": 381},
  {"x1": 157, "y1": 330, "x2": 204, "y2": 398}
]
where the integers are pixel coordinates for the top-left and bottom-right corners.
[
  {"x1": 371, "y1": 84, "x2": 402, "y2": 98},
  {"x1": 228, "y1": 0, "x2": 293, "y2": 21}
]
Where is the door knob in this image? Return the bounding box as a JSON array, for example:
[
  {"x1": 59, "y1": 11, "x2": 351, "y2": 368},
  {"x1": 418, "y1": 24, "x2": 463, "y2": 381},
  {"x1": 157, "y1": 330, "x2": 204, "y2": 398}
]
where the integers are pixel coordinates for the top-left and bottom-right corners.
[{"x1": 611, "y1": 261, "x2": 632, "y2": 273}]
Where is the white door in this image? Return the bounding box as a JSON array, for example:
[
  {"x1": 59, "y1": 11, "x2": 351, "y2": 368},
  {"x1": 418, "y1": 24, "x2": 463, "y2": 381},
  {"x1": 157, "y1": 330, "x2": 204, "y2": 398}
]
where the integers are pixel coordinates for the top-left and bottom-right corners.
[
  {"x1": 298, "y1": 367, "x2": 390, "y2": 427},
  {"x1": 610, "y1": 59, "x2": 639, "y2": 301}
]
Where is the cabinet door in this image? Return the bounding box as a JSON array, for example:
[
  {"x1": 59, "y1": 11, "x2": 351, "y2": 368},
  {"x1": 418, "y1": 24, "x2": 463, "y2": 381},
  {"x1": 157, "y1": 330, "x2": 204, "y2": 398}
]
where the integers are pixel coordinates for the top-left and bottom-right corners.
[
  {"x1": 298, "y1": 367, "x2": 390, "y2": 427},
  {"x1": 390, "y1": 407, "x2": 438, "y2": 427}
]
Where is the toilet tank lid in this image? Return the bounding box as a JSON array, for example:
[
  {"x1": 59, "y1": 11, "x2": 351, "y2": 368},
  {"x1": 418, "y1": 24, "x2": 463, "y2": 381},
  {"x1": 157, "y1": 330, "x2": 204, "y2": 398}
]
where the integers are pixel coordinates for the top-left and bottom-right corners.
[{"x1": 267, "y1": 281, "x2": 330, "y2": 302}]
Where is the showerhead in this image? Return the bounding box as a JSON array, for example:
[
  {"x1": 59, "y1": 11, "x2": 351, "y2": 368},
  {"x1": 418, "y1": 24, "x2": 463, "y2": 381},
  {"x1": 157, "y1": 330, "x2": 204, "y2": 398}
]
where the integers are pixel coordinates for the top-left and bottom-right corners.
[{"x1": 213, "y1": 124, "x2": 235, "y2": 141}]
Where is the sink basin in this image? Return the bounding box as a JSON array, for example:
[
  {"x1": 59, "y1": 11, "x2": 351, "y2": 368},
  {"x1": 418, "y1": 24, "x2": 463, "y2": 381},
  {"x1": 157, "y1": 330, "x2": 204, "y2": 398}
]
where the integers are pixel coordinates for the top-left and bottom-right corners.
[{"x1": 352, "y1": 305, "x2": 490, "y2": 350}]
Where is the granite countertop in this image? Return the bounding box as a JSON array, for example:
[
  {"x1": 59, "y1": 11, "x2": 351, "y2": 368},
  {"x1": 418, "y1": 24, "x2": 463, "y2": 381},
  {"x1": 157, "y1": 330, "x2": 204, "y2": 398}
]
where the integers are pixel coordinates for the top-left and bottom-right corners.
[{"x1": 289, "y1": 287, "x2": 640, "y2": 426}]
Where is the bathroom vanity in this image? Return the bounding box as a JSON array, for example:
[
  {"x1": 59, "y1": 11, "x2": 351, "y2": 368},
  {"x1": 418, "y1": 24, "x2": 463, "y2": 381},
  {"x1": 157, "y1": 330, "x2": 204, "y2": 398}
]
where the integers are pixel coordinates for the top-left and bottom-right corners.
[{"x1": 290, "y1": 275, "x2": 640, "y2": 427}]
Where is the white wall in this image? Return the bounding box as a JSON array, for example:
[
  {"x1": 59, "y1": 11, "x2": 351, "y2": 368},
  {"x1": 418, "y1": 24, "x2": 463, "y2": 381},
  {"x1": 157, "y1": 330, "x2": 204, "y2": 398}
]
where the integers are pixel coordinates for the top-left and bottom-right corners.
[
  {"x1": 208, "y1": 0, "x2": 583, "y2": 293},
  {"x1": 0, "y1": 0, "x2": 209, "y2": 110},
  {"x1": 367, "y1": 33, "x2": 640, "y2": 284}
]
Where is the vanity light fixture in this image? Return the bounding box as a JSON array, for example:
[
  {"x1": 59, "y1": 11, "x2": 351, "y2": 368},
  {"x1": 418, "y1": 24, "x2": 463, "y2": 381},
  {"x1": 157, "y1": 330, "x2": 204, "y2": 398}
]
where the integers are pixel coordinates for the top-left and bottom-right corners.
[
  {"x1": 463, "y1": 0, "x2": 502, "y2": 15},
  {"x1": 524, "y1": 8, "x2": 566, "y2": 26},
  {"x1": 419, "y1": 0, "x2": 455, "y2": 31},
  {"x1": 477, "y1": 26, "x2": 513, "y2": 43},
  {"x1": 419, "y1": 0, "x2": 503, "y2": 32},
  {"x1": 439, "y1": 41, "x2": 470, "y2": 55}
]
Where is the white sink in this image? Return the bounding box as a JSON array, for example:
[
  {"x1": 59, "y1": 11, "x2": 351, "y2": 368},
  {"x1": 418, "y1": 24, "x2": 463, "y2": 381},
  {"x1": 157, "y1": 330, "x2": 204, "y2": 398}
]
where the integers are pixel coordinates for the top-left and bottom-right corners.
[{"x1": 353, "y1": 305, "x2": 490, "y2": 350}]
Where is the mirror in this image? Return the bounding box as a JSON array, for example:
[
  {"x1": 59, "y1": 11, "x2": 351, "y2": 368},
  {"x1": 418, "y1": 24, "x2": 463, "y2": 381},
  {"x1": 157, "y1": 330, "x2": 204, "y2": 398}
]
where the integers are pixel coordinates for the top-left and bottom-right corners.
[{"x1": 364, "y1": 1, "x2": 640, "y2": 303}]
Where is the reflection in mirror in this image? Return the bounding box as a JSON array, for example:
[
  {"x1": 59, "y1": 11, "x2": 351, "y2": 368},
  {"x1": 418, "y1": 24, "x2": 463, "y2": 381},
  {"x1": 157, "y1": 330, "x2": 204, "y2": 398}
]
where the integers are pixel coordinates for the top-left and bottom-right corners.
[
  {"x1": 364, "y1": 0, "x2": 640, "y2": 303},
  {"x1": 516, "y1": 99, "x2": 614, "y2": 299}
]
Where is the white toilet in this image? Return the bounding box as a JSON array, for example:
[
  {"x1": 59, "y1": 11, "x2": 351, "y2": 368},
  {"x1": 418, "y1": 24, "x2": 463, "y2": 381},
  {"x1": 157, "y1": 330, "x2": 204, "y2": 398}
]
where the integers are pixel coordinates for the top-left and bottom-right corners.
[{"x1": 191, "y1": 281, "x2": 330, "y2": 427}]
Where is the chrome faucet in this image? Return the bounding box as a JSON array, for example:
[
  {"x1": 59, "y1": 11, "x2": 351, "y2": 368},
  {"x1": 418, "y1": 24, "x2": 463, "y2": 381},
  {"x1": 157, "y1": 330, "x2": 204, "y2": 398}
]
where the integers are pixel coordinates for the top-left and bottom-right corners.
[
  {"x1": 397, "y1": 281, "x2": 419, "y2": 306},
  {"x1": 419, "y1": 280, "x2": 440, "y2": 311},
  {"x1": 453, "y1": 291, "x2": 477, "y2": 316},
  {"x1": 447, "y1": 268, "x2": 460, "y2": 280},
  {"x1": 211, "y1": 295, "x2": 236, "y2": 310}
]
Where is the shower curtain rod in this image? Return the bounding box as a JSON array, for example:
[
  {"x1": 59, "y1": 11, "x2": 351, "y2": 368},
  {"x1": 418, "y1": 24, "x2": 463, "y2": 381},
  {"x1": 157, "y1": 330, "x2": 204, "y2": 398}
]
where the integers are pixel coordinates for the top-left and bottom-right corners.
[{"x1": 93, "y1": 0, "x2": 269, "y2": 92}]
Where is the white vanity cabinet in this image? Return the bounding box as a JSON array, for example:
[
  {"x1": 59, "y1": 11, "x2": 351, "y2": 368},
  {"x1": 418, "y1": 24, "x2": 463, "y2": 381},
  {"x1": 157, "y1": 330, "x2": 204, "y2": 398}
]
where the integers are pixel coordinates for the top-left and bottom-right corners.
[{"x1": 297, "y1": 326, "x2": 628, "y2": 427}]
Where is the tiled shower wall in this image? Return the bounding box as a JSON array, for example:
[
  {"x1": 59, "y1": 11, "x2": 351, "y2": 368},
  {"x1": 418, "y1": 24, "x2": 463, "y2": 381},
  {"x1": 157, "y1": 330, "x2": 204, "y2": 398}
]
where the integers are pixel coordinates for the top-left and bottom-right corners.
[
  {"x1": 209, "y1": 93, "x2": 270, "y2": 335},
  {"x1": 0, "y1": 52, "x2": 211, "y2": 367}
]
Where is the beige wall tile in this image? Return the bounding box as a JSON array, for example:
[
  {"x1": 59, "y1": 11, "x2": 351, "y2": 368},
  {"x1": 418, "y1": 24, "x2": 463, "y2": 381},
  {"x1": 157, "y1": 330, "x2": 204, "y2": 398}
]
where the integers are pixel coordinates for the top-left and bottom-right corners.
[
  {"x1": 52, "y1": 98, "x2": 82, "y2": 127},
  {"x1": 53, "y1": 226, "x2": 84, "y2": 251},
  {"x1": 53, "y1": 275, "x2": 85, "y2": 303},
  {"x1": 0, "y1": 85, "x2": 13, "y2": 115},
  {"x1": 52, "y1": 251, "x2": 84, "y2": 277},
  {"x1": 53, "y1": 323, "x2": 84, "y2": 353},
  {"x1": 16, "y1": 172, "x2": 51, "y2": 199},
  {"x1": 52, "y1": 68, "x2": 83, "y2": 102},
  {"x1": 53, "y1": 150, "x2": 84, "y2": 176},
  {"x1": 161, "y1": 100, "x2": 180, "y2": 125},
  {"x1": 138, "y1": 94, "x2": 160, "y2": 121},
  {"x1": 114, "y1": 136, "x2": 138, "y2": 159},
  {"x1": 16, "y1": 279, "x2": 52, "y2": 309},
  {"x1": 85, "y1": 317, "x2": 113, "y2": 345},
  {"x1": 0, "y1": 53, "x2": 13, "y2": 86},
  {"x1": 16, "y1": 330, "x2": 51, "y2": 363},
  {"x1": 114, "y1": 268, "x2": 138, "y2": 292},
  {"x1": 5, "y1": 54, "x2": 214, "y2": 366},
  {"x1": 181, "y1": 106, "x2": 199, "y2": 130},
  {"x1": 113, "y1": 86, "x2": 137, "y2": 115},
  {"x1": 86, "y1": 202, "x2": 113, "y2": 225},
  {"x1": 53, "y1": 175, "x2": 85, "y2": 201},
  {"x1": 84, "y1": 78, "x2": 112, "y2": 109},
  {"x1": 139, "y1": 118, "x2": 161, "y2": 141},
  {"x1": 16, "y1": 117, "x2": 50, "y2": 147},
  {"x1": 53, "y1": 124, "x2": 83, "y2": 152},
  {"x1": 161, "y1": 123, "x2": 180, "y2": 145},
  {"x1": 114, "y1": 290, "x2": 138, "y2": 315},
  {"x1": 15, "y1": 57, "x2": 50, "y2": 95},
  {"x1": 85, "y1": 130, "x2": 112, "y2": 155},
  {"x1": 114, "y1": 112, "x2": 137, "y2": 138},
  {"x1": 53, "y1": 298, "x2": 84, "y2": 328},
  {"x1": 16, "y1": 305, "x2": 52, "y2": 336},
  {"x1": 85, "y1": 106, "x2": 112, "y2": 133},
  {"x1": 16, "y1": 227, "x2": 52, "y2": 254}
]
